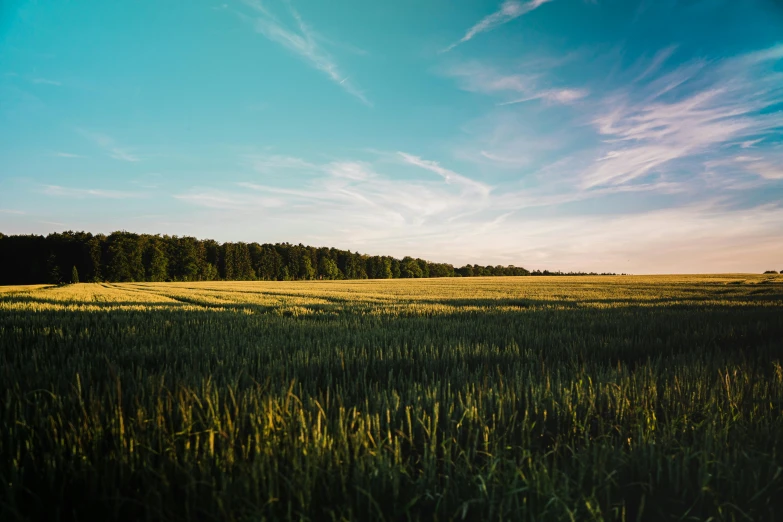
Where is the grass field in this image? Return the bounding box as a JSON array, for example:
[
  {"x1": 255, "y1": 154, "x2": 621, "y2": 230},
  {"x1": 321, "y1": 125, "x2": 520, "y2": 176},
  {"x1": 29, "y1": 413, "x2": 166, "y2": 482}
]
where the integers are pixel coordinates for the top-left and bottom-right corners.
[{"x1": 2, "y1": 275, "x2": 783, "y2": 521}]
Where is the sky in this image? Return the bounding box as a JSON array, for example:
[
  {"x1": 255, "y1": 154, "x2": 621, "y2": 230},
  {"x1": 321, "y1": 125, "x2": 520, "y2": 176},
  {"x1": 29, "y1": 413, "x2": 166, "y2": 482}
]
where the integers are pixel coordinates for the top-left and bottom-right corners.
[{"x1": 1, "y1": 0, "x2": 782, "y2": 274}]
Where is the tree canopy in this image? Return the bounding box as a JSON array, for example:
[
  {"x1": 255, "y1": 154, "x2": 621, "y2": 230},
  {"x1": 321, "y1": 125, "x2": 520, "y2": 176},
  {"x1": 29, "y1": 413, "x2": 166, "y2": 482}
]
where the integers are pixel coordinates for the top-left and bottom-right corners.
[{"x1": 0, "y1": 230, "x2": 612, "y2": 284}]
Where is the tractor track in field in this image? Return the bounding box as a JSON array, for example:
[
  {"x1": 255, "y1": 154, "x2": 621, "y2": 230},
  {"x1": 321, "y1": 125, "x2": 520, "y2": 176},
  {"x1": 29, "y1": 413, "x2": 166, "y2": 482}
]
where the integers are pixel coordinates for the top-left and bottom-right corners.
[{"x1": 105, "y1": 283, "x2": 273, "y2": 313}]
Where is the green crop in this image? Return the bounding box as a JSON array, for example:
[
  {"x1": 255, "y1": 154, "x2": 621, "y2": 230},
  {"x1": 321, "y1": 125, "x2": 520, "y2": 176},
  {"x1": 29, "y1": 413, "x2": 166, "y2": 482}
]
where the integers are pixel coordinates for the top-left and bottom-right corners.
[{"x1": 1, "y1": 274, "x2": 782, "y2": 521}]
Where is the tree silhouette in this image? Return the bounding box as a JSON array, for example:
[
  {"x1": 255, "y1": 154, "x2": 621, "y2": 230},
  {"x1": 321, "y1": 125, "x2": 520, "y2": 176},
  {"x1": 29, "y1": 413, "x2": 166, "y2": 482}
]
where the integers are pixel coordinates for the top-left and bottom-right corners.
[
  {"x1": 0, "y1": 229, "x2": 618, "y2": 285},
  {"x1": 47, "y1": 254, "x2": 62, "y2": 284}
]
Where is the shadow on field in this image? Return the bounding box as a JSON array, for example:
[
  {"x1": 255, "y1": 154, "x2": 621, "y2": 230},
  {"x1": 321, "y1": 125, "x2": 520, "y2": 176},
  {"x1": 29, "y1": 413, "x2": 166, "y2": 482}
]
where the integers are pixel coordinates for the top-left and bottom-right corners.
[
  {"x1": 130, "y1": 284, "x2": 363, "y2": 305},
  {"x1": 0, "y1": 294, "x2": 272, "y2": 312},
  {"x1": 4, "y1": 287, "x2": 783, "y2": 317},
  {"x1": 417, "y1": 291, "x2": 783, "y2": 309},
  {"x1": 3, "y1": 292, "x2": 783, "y2": 379}
]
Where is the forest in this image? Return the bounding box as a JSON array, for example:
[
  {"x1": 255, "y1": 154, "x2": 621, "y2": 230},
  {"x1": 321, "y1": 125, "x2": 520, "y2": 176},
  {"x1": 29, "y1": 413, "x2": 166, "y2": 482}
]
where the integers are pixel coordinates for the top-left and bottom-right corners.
[{"x1": 0, "y1": 230, "x2": 613, "y2": 285}]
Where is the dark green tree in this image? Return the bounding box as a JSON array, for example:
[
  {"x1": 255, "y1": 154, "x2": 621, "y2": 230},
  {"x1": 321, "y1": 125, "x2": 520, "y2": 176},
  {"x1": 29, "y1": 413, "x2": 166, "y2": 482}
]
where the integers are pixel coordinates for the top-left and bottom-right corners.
[
  {"x1": 298, "y1": 255, "x2": 316, "y2": 280},
  {"x1": 88, "y1": 236, "x2": 103, "y2": 281},
  {"x1": 256, "y1": 245, "x2": 283, "y2": 280},
  {"x1": 378, "y1": 257, "x2": 393, "y2": 279},
  {"x1": 400, "y1": 257, "x2": 423, "y2": 278},
  {"x1": 427, "y1": 262, "x2": 454, "y2": 278},
  {"x1": 367, "y1": 256, "x2": 392, "y2": 279},
  {"x1": 70, "y1": 266, "x2": 79, "y2": 284},
  {"x1": 106, "y1": 241, "x2": 131, "y2": 282},
  {"x1": 202, "y1": 263, "x2": 219, "y2": 280},
  {"x1": 391, "y1": 258, "x2": 401, "y2": 278},
  {"x1": 145, "y1": 241, "x2": 169, "y2": 282},
  {"x1": 0, "y1": 229, "x2": 546, "y2": 284},
  {"x1": 173, "y1": 237, "x2": 203, "y2": 281},
  {"x1": 232, "y1": 243, "x2": 255, "y2": 280},
  {"x1": 318, "y1": 257, "x2": 341, "y2": 280},
  {"x1": 47, "y1": 254, "x2": 62, "y2": 284},
  {"x1": 341, "y1": 253, "x2": 367, "y2": 279}
]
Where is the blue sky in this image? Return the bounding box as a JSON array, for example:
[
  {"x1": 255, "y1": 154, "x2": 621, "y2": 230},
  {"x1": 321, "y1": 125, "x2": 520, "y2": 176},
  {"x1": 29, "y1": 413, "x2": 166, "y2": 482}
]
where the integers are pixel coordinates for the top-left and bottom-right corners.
[{"x1": 1, "y1": 0, "x2": 782, "y2": 273}]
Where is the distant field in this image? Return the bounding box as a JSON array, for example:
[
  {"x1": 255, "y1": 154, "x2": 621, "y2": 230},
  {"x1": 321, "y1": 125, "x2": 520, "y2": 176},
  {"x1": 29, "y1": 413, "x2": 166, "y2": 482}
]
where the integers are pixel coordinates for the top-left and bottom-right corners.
[{"x1": 2, "y1": 275, "x2": 782, "y2": 521}]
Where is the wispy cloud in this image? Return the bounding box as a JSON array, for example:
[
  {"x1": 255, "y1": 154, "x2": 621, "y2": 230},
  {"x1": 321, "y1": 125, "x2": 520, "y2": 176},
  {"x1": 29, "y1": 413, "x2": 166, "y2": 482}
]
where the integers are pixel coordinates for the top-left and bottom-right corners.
[
  {"x1": 731, "y1": 154, "x2": 783, "y2": 181},
  {"x1": 739, "y1": 138, "x2": 764, "y2": 149},
  {"x1": 237, "y1": 0, "x2": 370, "y2": 105},
  {"x1": 500, "y1": 87, "x2": 588, "y2": 105},
  {"x1": 397, "y1": 152, "x2": 491, "y2": 197},
  {"x1": 176, "y1": 149, "x2": 676, "y2": 251},
  {"x1": 464, "y1": 201, "x2": 783, "y2": 274},
  {"x1": 416, "y1": 42, "x2": 783, "y2": 271},
  {"x1": 741, "y1": 43, "x2": 783, "y2": 65},
  {"x1": 164, "y1": 106, "x2": 783, "y2": 273},
  {"x1": 442, "y1": 61, "x2": 587, "y2": 105},
  {"x1": 78, "y1": 130, "x2": 140, "y2": 162},
  {"x1": 52, "y1": 152, "x2": 86, "y2": 158},
  {"x1": 42, "y1": 185, "x2": 143, "y2": 199},
  {"x1": 32, "y1": 78, "x2": 61, "y2": 86},
  {"x1": 176, "y1": 152, "x2": 494, "y2": 230},
  {"x1": 174, "y1": 190, "x2": 286, "y2": 210},
  {"x1": 174, "y1": 155, "x2": 783, "y2": 272},
  {"x1": 443, "y1": 0, "x2": 553, "y2": 52},
  {"x1": 633, "y1": 45, "x2": 678, "y2": 82},
  {"x1": 478, "y1": 150, "x2": 529, "y2": 166},
  {"x1": 0, "y1": 209, "x2": 26, "y2": 215},
  {"x1": 244, "y1": 153, "x2": 318, "y2": 172},
  {"x1": 583, "y1": 47, "x2": 783, "y2": 188},
  {"x1": 327, "y1": 161, "x2": 373, "y2": 181}
]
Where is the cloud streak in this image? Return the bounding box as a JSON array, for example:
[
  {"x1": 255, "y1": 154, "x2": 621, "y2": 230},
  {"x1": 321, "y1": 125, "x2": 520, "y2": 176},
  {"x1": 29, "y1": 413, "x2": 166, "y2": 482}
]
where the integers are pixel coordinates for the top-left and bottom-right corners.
[
  {"x1": 78, "y1": 130, "x2": 140, "y2": 162},
  {"x1": 32, "y1": 78, "x2": 62, "y2": 86},
  {"x1": 442, "y1": 61, "x2": 587, "y2": 105},
  {"x1": 398, "y1": 152, "x2": 491, "y2": 197},
  {"x1": 443, "y1": 0, "x2": 553, "y2": 52},
  {"x1": 583, "y1": 47, "x2": 783, "y2": 188},
  {"x1": 238, "y1": 0, "x2": 370, "y2": 105},
  {"x1": 633, "y1": 45, "x2": 678, "y2": 82},
  {"x1": 499, "y1": 87, "x2": 588, "y2": 105},
  {"x1": 732, "y1": 154, "x2": 783, "y2": 181},
  {"x1": 176, "y1": 152, "x2": 493, "y2": 231},
  {"x1": 42, "y1": 185, "x2": 143, "y2": 199},
  {"x1": 244, "y1": 153, "x2": 318, "y2": 172},
  {"x1": 173, "y1": 153, "x2": 783, "y2": 273}
]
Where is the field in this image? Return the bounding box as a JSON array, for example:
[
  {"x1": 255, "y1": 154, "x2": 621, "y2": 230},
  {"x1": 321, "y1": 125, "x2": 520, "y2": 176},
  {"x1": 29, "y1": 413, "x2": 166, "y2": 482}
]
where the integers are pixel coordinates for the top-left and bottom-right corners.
[{"x1": 2, "y1": 275, "x2": 783, "y2": 521}]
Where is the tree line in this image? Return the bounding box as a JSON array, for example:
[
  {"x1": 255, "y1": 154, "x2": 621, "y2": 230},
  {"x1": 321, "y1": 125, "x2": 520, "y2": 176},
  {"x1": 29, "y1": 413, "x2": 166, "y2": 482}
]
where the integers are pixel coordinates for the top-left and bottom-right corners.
[{"x1": 0, "y1": 231, "x2": 613, "y2": 285}]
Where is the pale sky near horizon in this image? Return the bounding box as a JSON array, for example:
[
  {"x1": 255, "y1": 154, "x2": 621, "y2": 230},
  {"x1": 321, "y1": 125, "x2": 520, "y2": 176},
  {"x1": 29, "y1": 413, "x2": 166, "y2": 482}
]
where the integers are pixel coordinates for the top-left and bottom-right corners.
[{"x1": 1, "y1": 0, "x2": 782, "y2": 274}]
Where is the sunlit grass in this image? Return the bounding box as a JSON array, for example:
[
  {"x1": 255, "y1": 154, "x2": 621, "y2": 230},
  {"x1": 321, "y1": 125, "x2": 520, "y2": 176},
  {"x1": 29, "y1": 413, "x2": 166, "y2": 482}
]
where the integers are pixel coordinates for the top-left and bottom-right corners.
[{"x1": 1, "y1": 275, "x2": 782, "y2": 521}]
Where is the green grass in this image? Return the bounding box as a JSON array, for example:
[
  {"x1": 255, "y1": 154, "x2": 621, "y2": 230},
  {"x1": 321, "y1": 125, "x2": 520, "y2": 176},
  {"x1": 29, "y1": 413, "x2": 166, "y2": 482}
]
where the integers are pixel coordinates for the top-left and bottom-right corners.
[{"x1": 1, "y1": 275, "x2": 783, "y2": 521}]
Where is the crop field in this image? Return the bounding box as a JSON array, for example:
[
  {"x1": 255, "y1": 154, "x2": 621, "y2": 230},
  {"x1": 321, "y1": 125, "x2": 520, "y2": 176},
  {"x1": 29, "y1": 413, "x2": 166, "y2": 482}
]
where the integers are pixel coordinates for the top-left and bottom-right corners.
[{"x1": 2, "y1": 275, "x2": 783, "y2": 521}]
